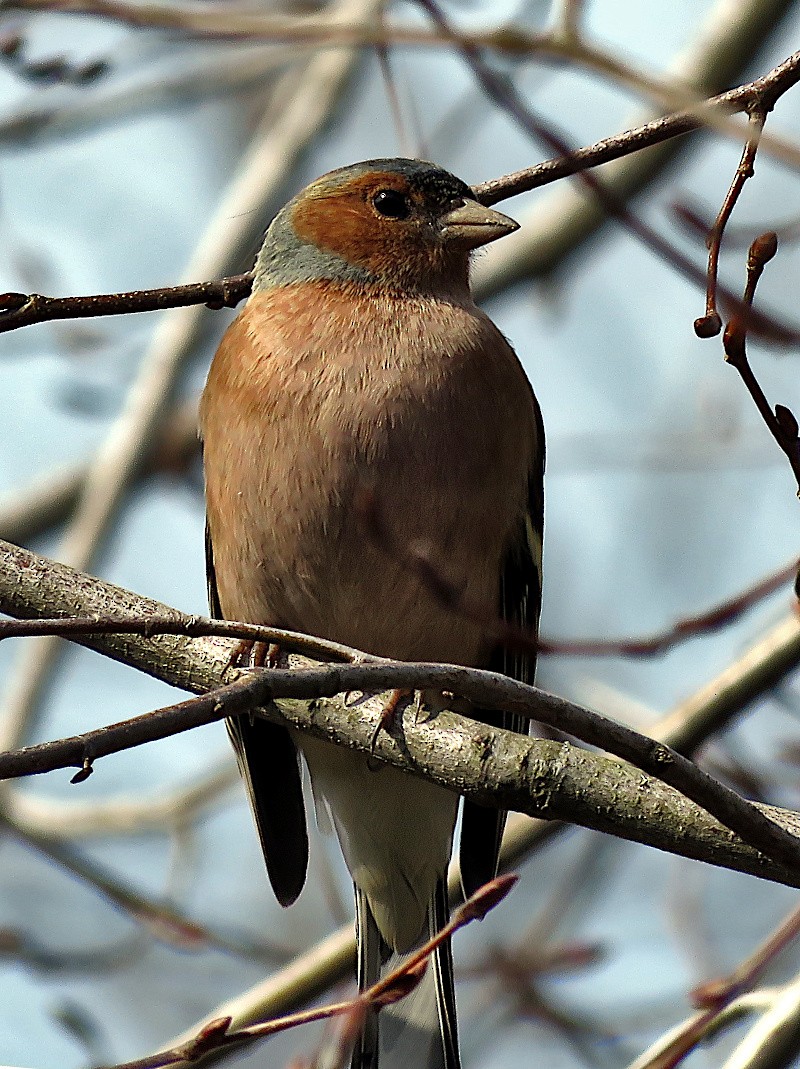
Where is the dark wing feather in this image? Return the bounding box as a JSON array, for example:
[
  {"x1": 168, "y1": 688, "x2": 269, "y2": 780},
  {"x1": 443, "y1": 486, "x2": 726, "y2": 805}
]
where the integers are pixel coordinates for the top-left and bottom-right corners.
[
  {"x1": 205, "y1": 521, "x2": 309, "y2": 907},
  {"x1": 459, "y1": 398, "x2": 544, "y2": 897}
]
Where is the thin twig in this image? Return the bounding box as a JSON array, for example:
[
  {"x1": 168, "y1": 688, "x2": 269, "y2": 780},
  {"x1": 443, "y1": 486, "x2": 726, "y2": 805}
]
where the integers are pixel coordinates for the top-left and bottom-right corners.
[
  {"x1": 0, "y1": 612, "x2": 372, "y2": 664},
  {"x1": 2, "y1": 817, "x2": 248, "y2": 953},
  {"x1": 0, "y1": 52, "x2": 799, "y2": 337},
  {"x1": 696, "y1": 106, "x2": 767, "y2": 338},
  {"x1": 473, "y1": 0, "x2": 798, "y2": 298},
  {"x1": 723, "y1": 233, "x2": 800, "y2": 494},
  {"x1": 418, "y1": 0, "x2": 800, "y2": 346},
  {"x1": 105, "y1": 877, "x2": 515, "y2": 1069},
  {"x1": 361, "y1": 491, "x2": 799, "y2": 658},
  {"x1": 0, "y1": 274, "x2": 251, "y2": 331}
]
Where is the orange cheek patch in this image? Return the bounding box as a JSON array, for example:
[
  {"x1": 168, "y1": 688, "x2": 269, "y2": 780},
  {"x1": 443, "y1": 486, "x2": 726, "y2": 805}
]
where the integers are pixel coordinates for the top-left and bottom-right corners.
[
  {"x1": 291, "y1": 175, "x2": 427, "y2": 280},
  {"x1": 292, "y1": 195, "x2": 375, "y2": 270}
]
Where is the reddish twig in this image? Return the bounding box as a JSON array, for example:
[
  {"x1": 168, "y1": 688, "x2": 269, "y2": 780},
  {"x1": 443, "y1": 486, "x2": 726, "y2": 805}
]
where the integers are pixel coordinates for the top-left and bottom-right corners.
[
  {"x1": 360, "y1": 488, "x2": 798, "y2": 658},
  {"x1": 695, "y1": 899, "x2": 800, "y2": 1012},
  {"x1": 541, "y1": 553, "x2": 800, "y2": 657},
  {"x1": 417, "y1": 0, "x2": 800, "y2": 346},
  {"x1": 638, "y1": 899, "x2": 800, "y2": 1069},
  {"x1": 0, "y1": 541, "x2": 795, "y2": 667},
  {"x1": 695, "y1": 106, "x2": 767, "y2": 338},
  {"x1": 106, "y1": 876, "x2": 516, "y2": 1069}
]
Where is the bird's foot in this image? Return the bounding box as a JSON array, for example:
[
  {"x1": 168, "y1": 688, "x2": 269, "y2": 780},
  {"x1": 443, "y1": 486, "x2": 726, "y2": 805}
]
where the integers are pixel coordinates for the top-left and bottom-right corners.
[
  {"x1": 369, "y1": 687, "x2": 412, "y2": 756},
  {"x1": 227, "y1": 639, "x2": 282, "y2": 671}
]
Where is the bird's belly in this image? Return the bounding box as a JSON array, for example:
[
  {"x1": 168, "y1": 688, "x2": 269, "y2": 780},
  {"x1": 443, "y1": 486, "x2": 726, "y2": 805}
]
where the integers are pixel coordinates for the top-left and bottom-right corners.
[
  {"x1": 299, "y1": 732, "x2": 458, "y2": 951},
  {"x1": 226, "y1": 463, "x2": 502, "y2": 666}
]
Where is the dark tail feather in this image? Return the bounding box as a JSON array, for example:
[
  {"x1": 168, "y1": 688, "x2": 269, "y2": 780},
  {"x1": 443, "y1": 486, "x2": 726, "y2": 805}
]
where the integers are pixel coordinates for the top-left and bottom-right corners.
[{"x1": 351, "y1": 881, "x2": 460, "y2": 1069}]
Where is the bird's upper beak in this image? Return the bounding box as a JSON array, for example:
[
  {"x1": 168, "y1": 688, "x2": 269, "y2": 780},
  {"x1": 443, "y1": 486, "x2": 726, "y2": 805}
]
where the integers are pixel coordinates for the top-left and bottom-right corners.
[{"x1": 438, "y1": 199, "x2": 519, "y2": 249}]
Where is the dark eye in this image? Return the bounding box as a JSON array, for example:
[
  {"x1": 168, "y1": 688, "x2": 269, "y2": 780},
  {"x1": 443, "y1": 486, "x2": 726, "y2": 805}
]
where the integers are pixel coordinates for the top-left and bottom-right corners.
[{"x1": 372, "y1": 189, "x2": 410, "y2": 219}]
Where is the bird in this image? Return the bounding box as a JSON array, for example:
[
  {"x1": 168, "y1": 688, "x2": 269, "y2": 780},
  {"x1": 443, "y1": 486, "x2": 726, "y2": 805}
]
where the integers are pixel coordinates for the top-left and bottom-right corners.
[{"x1": 200, "y1": 158, "x2": 544, "y2": 1069}]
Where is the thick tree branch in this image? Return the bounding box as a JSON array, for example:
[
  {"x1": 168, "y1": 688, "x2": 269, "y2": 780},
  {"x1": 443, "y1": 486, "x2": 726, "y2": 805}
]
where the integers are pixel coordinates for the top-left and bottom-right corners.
[{"x1": 0, "y1": 539, "x2": 800, "y2": 888}]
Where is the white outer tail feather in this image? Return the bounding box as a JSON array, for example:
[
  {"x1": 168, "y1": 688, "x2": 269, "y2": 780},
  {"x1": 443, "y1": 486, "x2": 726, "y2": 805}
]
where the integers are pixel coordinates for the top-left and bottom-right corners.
[{"x1": 352, "y1": 880, "x2": 460, "y2": 1069}]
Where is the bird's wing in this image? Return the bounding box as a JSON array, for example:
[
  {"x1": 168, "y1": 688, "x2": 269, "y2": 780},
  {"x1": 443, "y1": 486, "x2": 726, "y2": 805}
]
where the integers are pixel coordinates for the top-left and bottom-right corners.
[
  {"x1": 205, "y1": 519, "x2": 308, "y2": 907},
  {"x1": 459, "y1": 396, "x2": 545, "y2": 897}
]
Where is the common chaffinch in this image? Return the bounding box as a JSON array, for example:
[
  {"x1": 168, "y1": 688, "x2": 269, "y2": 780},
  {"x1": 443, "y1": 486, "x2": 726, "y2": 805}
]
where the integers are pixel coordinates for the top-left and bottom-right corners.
[{"x1": 200, "y1": 159, "x2": 544, "y2": 1069}]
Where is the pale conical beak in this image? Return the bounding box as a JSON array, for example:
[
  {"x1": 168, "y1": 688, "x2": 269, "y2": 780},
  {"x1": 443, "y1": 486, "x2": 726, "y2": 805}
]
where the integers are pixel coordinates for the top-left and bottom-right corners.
[{"x1": 438, "y1": 199, "x2": 519, "y2": 249}]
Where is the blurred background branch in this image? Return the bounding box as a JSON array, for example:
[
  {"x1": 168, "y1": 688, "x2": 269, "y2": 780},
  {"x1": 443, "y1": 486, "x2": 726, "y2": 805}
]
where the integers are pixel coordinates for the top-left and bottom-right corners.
[{"x1": 0, "y1": 2, "x2": 800, "y2": 1068}]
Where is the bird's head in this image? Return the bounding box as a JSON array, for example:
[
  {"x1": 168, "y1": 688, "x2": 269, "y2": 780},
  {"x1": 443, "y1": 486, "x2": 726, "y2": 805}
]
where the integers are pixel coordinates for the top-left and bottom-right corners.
[{"x1": 254, "y1": 159, "x2": 518, "y2": 295}]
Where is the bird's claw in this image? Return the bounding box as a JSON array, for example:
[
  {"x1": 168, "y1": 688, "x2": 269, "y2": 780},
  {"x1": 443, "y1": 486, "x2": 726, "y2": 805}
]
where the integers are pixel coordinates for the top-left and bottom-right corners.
[{"x1": 227, "y1": 639, "x2": 282, "y2": 671}]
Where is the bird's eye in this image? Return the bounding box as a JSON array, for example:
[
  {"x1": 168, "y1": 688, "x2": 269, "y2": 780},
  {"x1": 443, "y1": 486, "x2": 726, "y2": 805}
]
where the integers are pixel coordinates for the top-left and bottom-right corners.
[{"x1": 372, "y1": 189, "x2": 410, "y2": 219}]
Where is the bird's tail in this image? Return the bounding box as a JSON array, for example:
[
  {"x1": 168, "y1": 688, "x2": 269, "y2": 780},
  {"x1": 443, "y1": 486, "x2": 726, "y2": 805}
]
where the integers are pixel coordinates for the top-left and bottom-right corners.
[{"x1": 351, "y1": 879, "x2": 460, "y2": 1069}]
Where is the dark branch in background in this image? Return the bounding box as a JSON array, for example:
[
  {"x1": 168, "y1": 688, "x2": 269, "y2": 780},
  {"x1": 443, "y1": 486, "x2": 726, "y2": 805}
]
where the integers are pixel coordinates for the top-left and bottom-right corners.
[
  {"x1": 2, "y1": 54, "x2": 800, "y2": 336},
  {"x1": 723, "y1": 233, "x2": 800, "y2": 496},
  {"x1": 360, "y1": 491, "x2": 800, "y2": 658},
  {"x1": 109, "y1": 877, "x2": 514, "y2": 1069},
  {"x1": 541, "y1": 553, "x2": 800, "y2": 657},
  {"x1": 2, "y1": 816, "x2": 260, "y2": 955}
]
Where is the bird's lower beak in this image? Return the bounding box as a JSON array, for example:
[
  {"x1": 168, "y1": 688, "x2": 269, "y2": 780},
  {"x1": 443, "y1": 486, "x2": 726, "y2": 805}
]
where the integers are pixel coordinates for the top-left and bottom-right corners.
[{"x1": 439, "y1": 199, "x2": 519, "y2": 249}]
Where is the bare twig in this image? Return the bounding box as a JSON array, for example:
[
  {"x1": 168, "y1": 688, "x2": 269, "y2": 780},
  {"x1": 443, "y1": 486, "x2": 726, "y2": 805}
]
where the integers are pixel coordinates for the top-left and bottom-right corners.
[
  {"x1": 0, "y1": 274, "x2": 251, "y2": 332},
  {"x1": 696, "y1": 106, "x2": 767, "y2": 338},
  {"x1": 5, "y1": 760, "x2": 239, "y2": 839},
  {"x1": 473, "y1": 0, "x2": 798, "y2": 297},
  {"x1": 694, "y1": 900, "x2": 800, "y2": 1012},
  {"x1": 361, "y1": 490, "x2": 799, "y2": 659},
  {"x1": 420, "y1": 0, "x2": 800, "y2": 346},
  {"x1": 3, "y1": 817, "x2": 236, "y2": 951},
  {"x1": 0, "y1": 51, "x2": 799, "y2": 337},
  {"x1": 105, "y1": 877, "x2": 515, "y2": 1069},
  {"x1": 0, "y1": 612, "x2": 371, "y2": 664},
  {"x1": 723, "y1": 234, "x2": 800, "y2": 494},
  {"x1": 0, "y1": 42, "x2": 299, "y2": 148},
  {"x1": 625, "y1": 992, "x2": 778, "y2": 1069}
]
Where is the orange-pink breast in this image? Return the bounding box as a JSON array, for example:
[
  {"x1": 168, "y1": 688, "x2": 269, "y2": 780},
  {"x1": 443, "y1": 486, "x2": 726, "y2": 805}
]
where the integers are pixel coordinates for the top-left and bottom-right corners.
[{"x1": 200, "y1": 281, "x2": 537, "y2": 665}]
